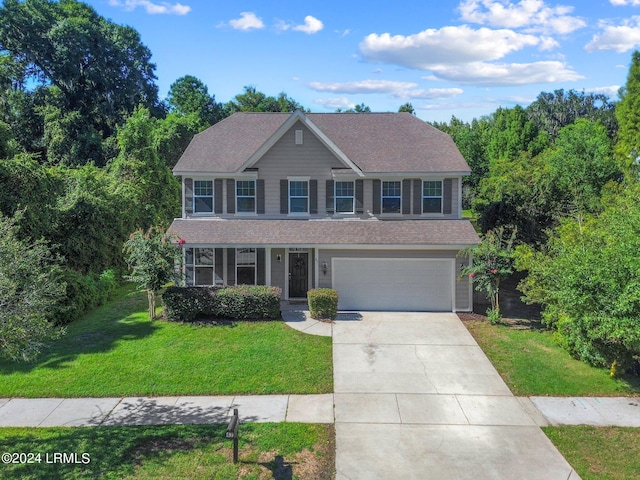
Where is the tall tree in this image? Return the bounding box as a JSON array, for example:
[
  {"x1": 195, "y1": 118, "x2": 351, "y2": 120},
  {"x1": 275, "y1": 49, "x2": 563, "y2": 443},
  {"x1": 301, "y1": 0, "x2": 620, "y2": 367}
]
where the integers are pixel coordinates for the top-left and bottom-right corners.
[
  {"x1": 0, "y1": 0, "x2": 159, "y2": 164},
  {"x1": 166, "y1": 75, "x2": 223, "y2": 128},
  {"x1": 615, "y1": 50, "x2": 640, "y2": 175},
  {"x1": 225, "y1": 86, "x2": 305, "y2": 114}
]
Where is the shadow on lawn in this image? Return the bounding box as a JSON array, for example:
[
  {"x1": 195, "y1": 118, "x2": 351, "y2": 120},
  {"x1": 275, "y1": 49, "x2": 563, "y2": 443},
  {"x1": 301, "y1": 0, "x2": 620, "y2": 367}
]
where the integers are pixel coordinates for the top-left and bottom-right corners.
[
  {"x1": 0, "y1": 290, "x2": 159, "y2": 374},
  {"x1": 0, "y1": 424, "x2": 229, "y2": 480}
]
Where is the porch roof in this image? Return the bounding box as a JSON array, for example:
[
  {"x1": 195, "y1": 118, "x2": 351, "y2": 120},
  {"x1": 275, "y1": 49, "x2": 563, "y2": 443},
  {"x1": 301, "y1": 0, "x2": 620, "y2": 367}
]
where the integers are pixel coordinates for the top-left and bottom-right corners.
[{"x1": 168, "y1": 219, "x2": 479, "y2": 248}]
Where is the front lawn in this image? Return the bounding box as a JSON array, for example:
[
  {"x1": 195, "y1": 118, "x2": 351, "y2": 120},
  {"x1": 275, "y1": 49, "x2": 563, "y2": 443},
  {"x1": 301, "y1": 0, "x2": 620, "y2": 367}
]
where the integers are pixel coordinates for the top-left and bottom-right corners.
[
  {"x1": 0, "y1": 423, "x2": 334, "y2": 480},
  {"x1": 544, "y1": 426, "x2": 640, "y2": 480},
  {"x1": 461, "y1": 315, "x2": 640, "y2": 396},
  {"x1": 0, "y1": 286, "x2": 333, "y2": 397}
]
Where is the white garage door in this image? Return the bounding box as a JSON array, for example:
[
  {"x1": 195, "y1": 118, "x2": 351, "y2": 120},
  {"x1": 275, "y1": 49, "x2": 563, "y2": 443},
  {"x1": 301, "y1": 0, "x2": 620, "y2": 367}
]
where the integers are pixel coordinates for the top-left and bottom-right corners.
[{"x1": 332, "y1": 258, "x2": 453, "y2": 311}]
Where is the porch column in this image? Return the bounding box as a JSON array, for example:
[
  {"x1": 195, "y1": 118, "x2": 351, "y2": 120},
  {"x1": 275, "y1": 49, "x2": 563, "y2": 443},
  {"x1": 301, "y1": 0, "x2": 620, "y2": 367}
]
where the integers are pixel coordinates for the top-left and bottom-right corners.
[
  {"x1": 265, "y1": 247, "x2": 271, "y2": 286},
  {"x1": 314, "y1": 248, "x2": 319, "y2": 290}
]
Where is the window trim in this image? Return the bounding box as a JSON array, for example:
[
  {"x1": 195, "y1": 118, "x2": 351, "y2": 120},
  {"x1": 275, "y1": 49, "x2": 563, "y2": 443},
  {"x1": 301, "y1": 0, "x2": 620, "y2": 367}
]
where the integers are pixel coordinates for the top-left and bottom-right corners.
[
  {"x1": 235, "y1": 247, "x2": 257, "y2": 285},
  {"x1": 288, "y1": 177, "x2": 310, "y2": 215},
  {"x1": 422, "y1": 179, "x2": 443, "y2": 215},
  {"x1": 236, "y1": 179, "x2": 256, "y2": 214},
  {"x1": 334, "y1": 180, "x2": 355, "y2": 214},
  {"x1": 381, "y1": 180, "x2": 402, "y2": 214},
  {"x1": 185, "y1": 247, "x2": 216, "y2": 286},
  {"x1": 193, "y1": 180, "x2": 214, "y2": 214}
]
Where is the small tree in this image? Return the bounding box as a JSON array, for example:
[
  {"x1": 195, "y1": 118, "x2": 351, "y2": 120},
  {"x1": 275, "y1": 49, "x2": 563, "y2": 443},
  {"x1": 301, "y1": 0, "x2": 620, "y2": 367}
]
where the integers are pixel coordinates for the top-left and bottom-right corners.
[
  {"x1": 460, "y1": 227, "x2": 517, "y2": 323},
  {"x1": 123, "y1": 227, "x2": 184, "y2": 320},
  {"x1": 0, "y1": 212, "x2": 65, "y2": 361}
]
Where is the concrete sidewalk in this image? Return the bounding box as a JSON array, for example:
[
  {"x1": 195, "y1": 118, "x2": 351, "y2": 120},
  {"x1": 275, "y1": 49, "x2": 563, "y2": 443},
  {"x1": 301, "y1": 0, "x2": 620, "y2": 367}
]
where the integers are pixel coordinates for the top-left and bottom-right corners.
[{"x1": 0, "y1": 394, "x2": 334, "y2": 428}]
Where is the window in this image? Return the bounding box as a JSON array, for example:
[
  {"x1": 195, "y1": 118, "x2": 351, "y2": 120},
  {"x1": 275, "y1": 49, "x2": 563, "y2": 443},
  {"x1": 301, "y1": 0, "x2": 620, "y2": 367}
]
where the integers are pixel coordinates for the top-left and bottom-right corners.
[
  {"x1": 289, "y1": 180, "x2": 309, "y2": 214},
  {"x1": 335, "y1": 181, "x2": 355, "y2": 214},
  {"x1": 185, "y1": 248, "x2": 215, "y2": 286},
  {"x1": 382, "y1": 181, "x2": 402, "y2": 213},
  {"x1": 236, "y1": 248, "x2": 256, "y2": 285},
  {"x1": 193, "y1": 180, "x2": 213, "y2": 213},
  {"x1": 423, "y1": 180, "x2": 443, "y2": 213},
  {"x1": 236, "y1": 180, "x2": 256, "y2": 213}
]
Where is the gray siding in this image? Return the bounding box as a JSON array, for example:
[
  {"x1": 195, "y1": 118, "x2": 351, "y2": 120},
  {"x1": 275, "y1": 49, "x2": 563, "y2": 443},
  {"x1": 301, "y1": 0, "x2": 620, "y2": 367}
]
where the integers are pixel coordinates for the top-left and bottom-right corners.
[
  {"x1": 270, "y1": 248, "x2": 286, "y2": 292},
  {"x1": 455, "y1": 254, "x2": 472, "y2": 311},
  {"x1": 253, "y1": 122, "x2": 345, "y2": 215}
]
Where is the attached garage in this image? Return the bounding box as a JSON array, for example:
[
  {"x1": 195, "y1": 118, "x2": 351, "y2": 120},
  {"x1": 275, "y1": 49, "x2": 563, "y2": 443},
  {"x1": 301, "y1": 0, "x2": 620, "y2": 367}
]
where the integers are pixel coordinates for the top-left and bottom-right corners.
[{"x1": 331, "y1": 258, "x2": 454, "y2": 311}]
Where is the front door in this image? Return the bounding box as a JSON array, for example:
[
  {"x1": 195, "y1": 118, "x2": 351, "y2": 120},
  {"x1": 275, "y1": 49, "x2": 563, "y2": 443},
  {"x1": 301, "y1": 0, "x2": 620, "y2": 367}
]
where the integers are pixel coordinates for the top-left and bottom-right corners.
[{"x1": 289, "y1": 252, "x2": 308, "y2": 298}]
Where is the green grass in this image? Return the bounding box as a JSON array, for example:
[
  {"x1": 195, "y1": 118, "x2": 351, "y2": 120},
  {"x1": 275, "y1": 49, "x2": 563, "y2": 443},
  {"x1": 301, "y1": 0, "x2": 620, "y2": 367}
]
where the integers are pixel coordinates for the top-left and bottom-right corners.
[
  {"x1": 463, "y1": 318, "x2": 640, "y2": 396},
  {"x1": 0, "y1": 423, "x2": 334, "y2": 480},
  {"x1": 544, "y1": 426, "x2": 640, "y2": 480},
  {"x1": 0, "y1": 286, "x2": 333, "y2": 397}
]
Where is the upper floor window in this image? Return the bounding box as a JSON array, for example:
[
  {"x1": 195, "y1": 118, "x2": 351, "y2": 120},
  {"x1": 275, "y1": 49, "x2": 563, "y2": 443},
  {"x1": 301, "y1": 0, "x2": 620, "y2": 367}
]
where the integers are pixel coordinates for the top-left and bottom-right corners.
[
  {"x1": 193, "y1": 180, "x2": 213, "y2": 213},
  {"x1": 236, "y1": 180, "x2": 256, "y2": 213},
  {"x1": 423, "y1": 180, "x2": 443, "y2": 213},
  {"x1": 185, "y1": 247, "x2": 214, "y2": 286},
  {"x1": 382, "y1": 181, "x2": 401, "y2": 213},
  {"x1": 289, "y1": 180, "x2": 309, "y2": 214},
  {"x1": 236, "y1": 248, "x2": 256, "y2": 285},
  {"x1": 335, "y1": 181, "x2": 355, "y2": 214}
]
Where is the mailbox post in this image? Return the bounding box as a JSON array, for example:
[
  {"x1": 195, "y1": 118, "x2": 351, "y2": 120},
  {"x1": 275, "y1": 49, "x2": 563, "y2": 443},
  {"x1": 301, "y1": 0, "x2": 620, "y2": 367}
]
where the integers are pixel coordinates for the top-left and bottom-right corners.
[{"x1": 226, "y1": 408, "x2": 239, "y2": 463}]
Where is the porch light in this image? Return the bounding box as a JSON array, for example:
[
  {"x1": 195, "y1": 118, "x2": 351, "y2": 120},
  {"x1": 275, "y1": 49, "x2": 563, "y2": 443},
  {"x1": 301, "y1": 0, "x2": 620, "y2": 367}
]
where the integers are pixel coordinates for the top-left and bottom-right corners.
[
  {"x1": 321, "y1": 262, "x2": 328, "y2": 275},
  {"x1": 276, "y1": 254, "x2": 282, "y2": 263}
]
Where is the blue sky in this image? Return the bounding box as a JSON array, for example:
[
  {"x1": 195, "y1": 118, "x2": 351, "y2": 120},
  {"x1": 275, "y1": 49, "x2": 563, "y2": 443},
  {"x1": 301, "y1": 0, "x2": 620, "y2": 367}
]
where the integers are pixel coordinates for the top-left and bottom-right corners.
[{"x1": 86, "y1": 0, "x2": 640, "y2": 122}]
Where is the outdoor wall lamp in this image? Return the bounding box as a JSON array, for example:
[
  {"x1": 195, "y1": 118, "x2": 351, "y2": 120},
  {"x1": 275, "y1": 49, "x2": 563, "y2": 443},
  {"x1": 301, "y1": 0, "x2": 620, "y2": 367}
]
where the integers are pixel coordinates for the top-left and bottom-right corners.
[
  {"x1": 276, "y1": 254, "x2": 281, "y2": 263},
  {"x1": 321, "y1": 262, "x2": 328, "y2": 275}
]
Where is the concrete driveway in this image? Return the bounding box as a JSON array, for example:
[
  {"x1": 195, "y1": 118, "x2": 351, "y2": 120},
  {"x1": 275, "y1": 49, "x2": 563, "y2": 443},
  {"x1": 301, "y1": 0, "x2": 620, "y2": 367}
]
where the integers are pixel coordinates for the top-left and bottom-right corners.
[{"x1": 333, "y1": 311, "x2": 581, "y2": 480}]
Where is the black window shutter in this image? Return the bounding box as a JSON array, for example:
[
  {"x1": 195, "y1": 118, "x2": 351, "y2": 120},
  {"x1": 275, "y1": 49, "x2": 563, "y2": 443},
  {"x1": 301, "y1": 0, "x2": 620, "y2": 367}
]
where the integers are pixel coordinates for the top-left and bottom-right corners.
[
  {"x1": 256, "y1": 179, "x2": 265, "y2": 214},
  {"x1": 226, "y1": 179, "x2": 235, "y2": 214},
  {"x1": 214, "y1": 179, "x2": 223, "y2": 214},
  {"x1": 402, "y1": 179, "x2": 411, "y2": 214},
  {"x1": 227, "y1": 248, "x2": 236, "y2": 285},
  {"x1": 257, "y1": 248, "x2": 266, "y2": 285},
  {"x1": 280, "y1": 180, "x2": 288, "y2": 214},
  {"x1": 326, "y1": 179, "x2": 334, "y2": 214},
  {"x1": 355, "y1": 179, "x2": 364, "y2": 214},
  {"x1": 443, "y1": 178, "x2": 453, "y2": 215},
  {"x1": 413, "y1": 179, "x2": 422, "y2": 214},
  {"x1": 184, "y1": 178, "x2": 193, "y2": 215},
  {"x1": 310, "y1": 179, "x2": 318, "y2": 214},
  {"x1": 372, "y1": 179, "x2": 381, "y2": 214}
]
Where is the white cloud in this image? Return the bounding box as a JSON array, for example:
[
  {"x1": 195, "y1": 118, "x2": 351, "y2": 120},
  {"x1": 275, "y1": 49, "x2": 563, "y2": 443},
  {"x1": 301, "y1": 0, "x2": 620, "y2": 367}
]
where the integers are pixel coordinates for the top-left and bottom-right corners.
[
  {"x1": 227, "y1": 12, "x2": 264, "y2": 31},
  {"x1": 585, "y1": 17, "x2": 640, "y2": 52},
  {"x1": 458, "y1": 0, "x2": 585, "y2": 34},
  {"x1": 360, "y1": 25, "x2": 546, "y2": 69},
  {"x1": 428, "y1": 60, "x2": 583, "y2": 85},
  {"x1": 307, "y1": 80, "x2": 463, "y2": 100},
  {"x1": 108, "y1": 0, "x2": 190, "y2": 15},
  {"x1": 586, "y1": 85, "x2": 621, "y2": 97},
  {"x1": 315, "y1": 97, "x2": 355, "y2": 110},
  {"x1": 610, "y1": 0, "x2": 640, "y2": 5},
  {"x1": 294, "y1": 16, "x2": 324, "y2": 34}
]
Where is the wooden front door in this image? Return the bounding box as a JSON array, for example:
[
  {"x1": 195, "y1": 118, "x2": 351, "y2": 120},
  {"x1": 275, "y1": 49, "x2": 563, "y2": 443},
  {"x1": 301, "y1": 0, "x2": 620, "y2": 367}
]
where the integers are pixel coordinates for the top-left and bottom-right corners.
[{"x1": 289, "y1": 252, "x2": 308, "y2": 298}]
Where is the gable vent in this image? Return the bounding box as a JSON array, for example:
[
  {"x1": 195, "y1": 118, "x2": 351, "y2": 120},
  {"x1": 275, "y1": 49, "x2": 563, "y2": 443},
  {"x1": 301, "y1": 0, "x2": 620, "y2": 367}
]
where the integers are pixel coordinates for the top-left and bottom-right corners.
[{"x1": 295, "y1": 129, "x2": 303, "y2": 145}]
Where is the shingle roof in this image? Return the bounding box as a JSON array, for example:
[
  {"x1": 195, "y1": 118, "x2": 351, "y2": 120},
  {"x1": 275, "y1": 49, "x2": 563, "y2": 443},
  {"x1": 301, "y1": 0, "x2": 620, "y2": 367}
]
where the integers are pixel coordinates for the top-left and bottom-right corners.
[
  {"x1": 173, "y1": 112, "x2": 470, "y2": 174},
  {"x1": 168, "y1": 218, "x2": 479, "y2": 247}
]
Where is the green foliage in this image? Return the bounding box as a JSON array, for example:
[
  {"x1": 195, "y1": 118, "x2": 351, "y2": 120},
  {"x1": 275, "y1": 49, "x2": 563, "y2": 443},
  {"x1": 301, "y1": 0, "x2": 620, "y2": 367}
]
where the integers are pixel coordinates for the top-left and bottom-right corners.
[
  {"x1": 615, "y1": 50, "x2": 640, "y2": 175},
  {"x1": 161, "y1": 285, "x2": 282, "y2": 321},
  {"x1": 517, "y1": 183, "x2": 640, "y2": 373},
  {"x1": 123, "y1": 227, "x2": 184, "y2": 320},
  {"x1": 0, "y1": 0, "x2": 159, "y2": 165},
  {"x1": 166, "y1": 75, "x2": 223, "y2": 127},
  {"x1": 225, "y1": 86, "x2": 306, "y2": 114},
  {"x1": 51, "y1": 269, "x2": 118, "y2": 325},
  {"x1": 460, "y1": 227, "x2": 517, "y2": 319},
  {"x1": 0, "y1": 212, "x2": 65, "y2": 361},
  {"x1": 152, "y1": 112, "x2": 203, "y2": 168},
  {"x1": 307, "y1": 288, "x2": 339, "y2": 320}
]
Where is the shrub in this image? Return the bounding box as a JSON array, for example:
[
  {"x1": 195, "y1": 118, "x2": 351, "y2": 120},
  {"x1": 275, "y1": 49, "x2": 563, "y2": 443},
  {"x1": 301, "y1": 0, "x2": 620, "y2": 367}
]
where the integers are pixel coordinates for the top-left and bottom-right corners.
[
  {"x1": 161, "y1": 285, "x2": 281, "y2": 322},
  {"x1": 308, "y1": 288, "x2": 338, "y2": 320}
]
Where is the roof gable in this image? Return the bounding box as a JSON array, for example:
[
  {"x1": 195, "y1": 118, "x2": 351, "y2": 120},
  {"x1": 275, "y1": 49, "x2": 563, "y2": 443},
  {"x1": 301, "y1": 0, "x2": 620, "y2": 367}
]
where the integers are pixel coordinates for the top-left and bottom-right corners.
[{"x1": 173, "y1": 111, "x2": 470, "y2": 175}]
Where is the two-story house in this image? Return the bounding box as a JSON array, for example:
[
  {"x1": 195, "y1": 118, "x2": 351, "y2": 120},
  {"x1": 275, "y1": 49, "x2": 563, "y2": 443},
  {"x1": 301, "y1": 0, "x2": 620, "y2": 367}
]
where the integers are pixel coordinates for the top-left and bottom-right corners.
[{"x1": 168, "y1": 111, "x2": 479, "y2": 312}]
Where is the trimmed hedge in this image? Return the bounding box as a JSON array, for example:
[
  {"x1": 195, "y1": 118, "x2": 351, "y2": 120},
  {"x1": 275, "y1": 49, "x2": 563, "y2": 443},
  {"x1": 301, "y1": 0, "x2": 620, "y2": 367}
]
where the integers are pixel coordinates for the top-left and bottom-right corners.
[
  {"x1": 161, "y1": 285, "x2": 282, "y2": 322},
  {"x1": 308, "y1": 288, "x2": 338, "y2": 320}
]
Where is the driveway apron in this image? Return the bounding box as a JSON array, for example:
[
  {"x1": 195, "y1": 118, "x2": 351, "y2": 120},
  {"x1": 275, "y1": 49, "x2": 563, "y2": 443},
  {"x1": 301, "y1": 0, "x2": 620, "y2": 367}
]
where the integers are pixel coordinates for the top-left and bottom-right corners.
[{"x1": 332, "y1": 312, "x2": 581, "y2": 480}]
